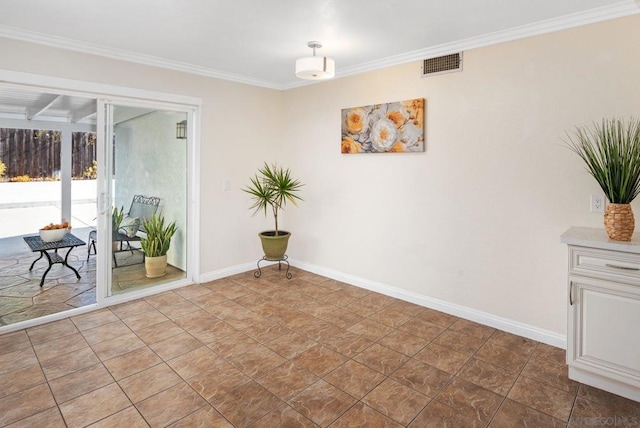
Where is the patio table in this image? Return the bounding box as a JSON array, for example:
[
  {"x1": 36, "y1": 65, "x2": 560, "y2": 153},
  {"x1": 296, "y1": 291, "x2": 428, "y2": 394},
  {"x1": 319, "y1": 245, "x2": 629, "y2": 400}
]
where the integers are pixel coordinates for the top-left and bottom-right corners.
[{"x1": 23, "y1": 233, "x2": 86, "y2": 287}]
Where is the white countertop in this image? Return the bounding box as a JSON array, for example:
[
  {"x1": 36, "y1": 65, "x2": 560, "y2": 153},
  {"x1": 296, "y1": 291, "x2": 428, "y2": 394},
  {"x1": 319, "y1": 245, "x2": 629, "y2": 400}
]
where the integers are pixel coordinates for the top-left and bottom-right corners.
[{"x1": 561, "y1": 227, "x2": 640, "y2": 254}]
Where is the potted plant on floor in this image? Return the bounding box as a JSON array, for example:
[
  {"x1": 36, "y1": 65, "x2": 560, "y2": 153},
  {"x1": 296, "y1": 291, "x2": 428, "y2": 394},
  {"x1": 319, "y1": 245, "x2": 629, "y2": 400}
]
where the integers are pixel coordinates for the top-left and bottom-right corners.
[
  {"x1": 244, "y1": 162, "x2": 304, "y2": 259},
  {"x1": 140, "y1": 212, "x2": 177, "y2": 278},
  {"x1": 565, "y1": 117, "x2": 640, "y2": 241}
]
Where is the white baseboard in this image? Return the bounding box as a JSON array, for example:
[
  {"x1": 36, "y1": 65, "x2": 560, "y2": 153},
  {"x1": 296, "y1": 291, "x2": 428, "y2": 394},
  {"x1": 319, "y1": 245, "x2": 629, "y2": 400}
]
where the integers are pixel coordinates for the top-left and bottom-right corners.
[
  {"x1": 198, "y1": 259, "x2": 567, "y2": 349},
  {"x1": 198, "y1": 260, "x2": 278, "y2": 283},
  {"x1": 289, "y1": 259, "x2": 567, "y2": 349}
]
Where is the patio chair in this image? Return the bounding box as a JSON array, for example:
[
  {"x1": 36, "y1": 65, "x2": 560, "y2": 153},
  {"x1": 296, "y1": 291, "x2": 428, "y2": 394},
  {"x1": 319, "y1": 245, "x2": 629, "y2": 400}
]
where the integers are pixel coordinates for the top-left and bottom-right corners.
[{"x1": 87, "y1": 195, "x2": 161, "y2": 267}]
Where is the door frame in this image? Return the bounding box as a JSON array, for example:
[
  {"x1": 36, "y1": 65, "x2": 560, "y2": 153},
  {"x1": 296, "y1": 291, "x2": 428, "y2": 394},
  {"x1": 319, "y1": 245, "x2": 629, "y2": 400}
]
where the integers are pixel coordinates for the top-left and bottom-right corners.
[
  {"x1": 97, "y1": 99, "x2": 199, "y2": 302},
  {"x1": 0, "y1": 69, "x2": 202, "y2": 334}
]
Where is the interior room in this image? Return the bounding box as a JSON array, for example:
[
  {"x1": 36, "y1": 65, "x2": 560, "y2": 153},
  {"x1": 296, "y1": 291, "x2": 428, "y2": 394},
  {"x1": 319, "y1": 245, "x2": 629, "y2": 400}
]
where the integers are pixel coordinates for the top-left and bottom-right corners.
[{"x1": 0, "y1": 1, "x2": 639, "y2": 426}]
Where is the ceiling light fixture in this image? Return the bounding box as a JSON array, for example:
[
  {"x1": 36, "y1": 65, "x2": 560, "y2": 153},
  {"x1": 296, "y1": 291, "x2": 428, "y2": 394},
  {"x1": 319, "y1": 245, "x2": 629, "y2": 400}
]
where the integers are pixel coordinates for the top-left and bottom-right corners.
[{"x1": 295, "y1": 41, "x2": 335, "y2": 80}]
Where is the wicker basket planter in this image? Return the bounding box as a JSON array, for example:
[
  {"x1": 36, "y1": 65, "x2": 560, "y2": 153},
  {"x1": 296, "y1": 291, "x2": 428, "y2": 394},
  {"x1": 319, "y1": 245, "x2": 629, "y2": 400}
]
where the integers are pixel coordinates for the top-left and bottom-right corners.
[{"x1": 604, "y1": 203, "x2": 635, "y2": 241}]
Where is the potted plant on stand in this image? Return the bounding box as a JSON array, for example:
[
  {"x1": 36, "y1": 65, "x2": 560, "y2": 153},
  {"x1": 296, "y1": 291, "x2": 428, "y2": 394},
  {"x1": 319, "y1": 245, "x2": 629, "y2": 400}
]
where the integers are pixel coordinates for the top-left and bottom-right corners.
[
  {"x1": 244, "y1": 162, "x2": 304, "y2": 260},
  {"x1": 140, "y1": 212, "x2": 177, "y2": 278},
  {"x1": 566, "y1": 117, "x2": 640, "y2": 241}
]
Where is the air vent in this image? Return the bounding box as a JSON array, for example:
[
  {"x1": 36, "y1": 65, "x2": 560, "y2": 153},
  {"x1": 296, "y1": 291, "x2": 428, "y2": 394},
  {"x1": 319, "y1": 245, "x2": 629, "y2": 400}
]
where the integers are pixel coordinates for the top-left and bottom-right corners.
[{"x1": 422, "y1": 53, "x2": 463, "y2": 77}]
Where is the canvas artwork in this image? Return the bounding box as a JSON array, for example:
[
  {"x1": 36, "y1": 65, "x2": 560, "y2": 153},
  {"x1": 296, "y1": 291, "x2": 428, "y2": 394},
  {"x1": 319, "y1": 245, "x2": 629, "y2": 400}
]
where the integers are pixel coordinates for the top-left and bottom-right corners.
[{"x1": 341, "y1": 98, "x2": 425, "y2": 154}]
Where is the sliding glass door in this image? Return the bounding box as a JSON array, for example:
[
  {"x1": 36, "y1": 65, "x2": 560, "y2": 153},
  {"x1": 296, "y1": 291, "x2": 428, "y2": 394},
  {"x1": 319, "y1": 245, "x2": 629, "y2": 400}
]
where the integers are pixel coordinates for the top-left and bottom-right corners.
[{"x1": 97, "y1": 101, "x2": 191, "y2": 299}]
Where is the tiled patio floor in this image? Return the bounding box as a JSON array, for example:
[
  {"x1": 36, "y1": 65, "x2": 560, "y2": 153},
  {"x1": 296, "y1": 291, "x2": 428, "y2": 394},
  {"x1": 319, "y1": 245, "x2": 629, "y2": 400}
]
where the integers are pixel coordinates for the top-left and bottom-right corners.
[
  {"x1": 0, "y1": 232, "x2": 96, "y2": 326},
  {"x1": 0, "y1": 266, "x2": 639, "y2": 427},
  {"x1": 0, "y1": 230, "x2": 183, "y2": 326}
]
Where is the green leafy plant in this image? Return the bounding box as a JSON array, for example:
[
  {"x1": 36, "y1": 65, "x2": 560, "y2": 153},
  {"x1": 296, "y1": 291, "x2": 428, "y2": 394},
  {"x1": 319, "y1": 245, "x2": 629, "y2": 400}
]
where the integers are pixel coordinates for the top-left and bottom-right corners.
[
  {"x1": 565, "y1": 118, "x2": 640, "y2": 204},
  {"x1": 112, "y1": 206, "x2": 125, "y2": 230},
  {"x1": 244, "y1": 163, "x2": 304, "y2": 236},
  {"x1": 140, "y1": 212, "x2": 177, "y2": 257}
]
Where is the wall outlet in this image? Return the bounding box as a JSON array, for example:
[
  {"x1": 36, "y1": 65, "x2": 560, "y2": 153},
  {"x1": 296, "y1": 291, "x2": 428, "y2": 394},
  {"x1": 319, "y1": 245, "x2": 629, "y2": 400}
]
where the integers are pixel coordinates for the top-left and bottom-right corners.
[
  {"x1": 590, "y1": 194, "x2": 605, "y2": 213},
  {"x1": 223, "y1": 179, "x2": 231, "y2": 191}
]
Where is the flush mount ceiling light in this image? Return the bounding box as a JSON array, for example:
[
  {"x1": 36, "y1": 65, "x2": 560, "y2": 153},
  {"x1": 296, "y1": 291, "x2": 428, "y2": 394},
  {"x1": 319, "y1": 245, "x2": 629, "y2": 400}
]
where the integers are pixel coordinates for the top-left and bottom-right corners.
[{"x1": 295, "y1": 41, "x2": 335, "y2": 80}]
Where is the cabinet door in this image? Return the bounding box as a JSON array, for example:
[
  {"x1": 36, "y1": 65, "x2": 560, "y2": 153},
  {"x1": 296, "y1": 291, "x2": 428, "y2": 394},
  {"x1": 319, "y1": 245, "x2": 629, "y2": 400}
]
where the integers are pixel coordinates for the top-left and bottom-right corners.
[{"x1": 569, "y1": 276, "x2": 640, "y2": 385}]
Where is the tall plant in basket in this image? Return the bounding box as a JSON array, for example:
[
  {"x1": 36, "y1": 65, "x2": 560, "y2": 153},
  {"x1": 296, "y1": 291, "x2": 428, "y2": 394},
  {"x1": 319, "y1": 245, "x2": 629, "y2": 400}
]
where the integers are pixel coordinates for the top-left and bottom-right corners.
[{"x1": 565, "y1": 117, "x2": 640, "y2": 241}]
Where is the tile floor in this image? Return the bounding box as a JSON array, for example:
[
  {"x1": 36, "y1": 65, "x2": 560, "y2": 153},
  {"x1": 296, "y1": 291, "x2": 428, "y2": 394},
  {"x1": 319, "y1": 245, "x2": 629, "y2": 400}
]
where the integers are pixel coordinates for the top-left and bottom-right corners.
[{"x1": 0, "y1": 265, "x2": 639, "y2": 427}]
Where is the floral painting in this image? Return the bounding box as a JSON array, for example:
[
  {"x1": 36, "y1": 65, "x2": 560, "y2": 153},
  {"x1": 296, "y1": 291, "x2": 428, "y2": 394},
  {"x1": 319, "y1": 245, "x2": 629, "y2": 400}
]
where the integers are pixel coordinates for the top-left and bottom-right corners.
[{"x1": 341, "y1": 98, "x2": 425, "y2": 154}]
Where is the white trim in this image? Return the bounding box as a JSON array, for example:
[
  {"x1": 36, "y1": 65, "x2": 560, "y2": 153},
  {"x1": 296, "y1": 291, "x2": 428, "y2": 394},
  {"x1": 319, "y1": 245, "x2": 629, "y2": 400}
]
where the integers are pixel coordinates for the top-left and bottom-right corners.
[
  {"x1": 0, "y1": 70, "x2": 203, "y2": 325},
  {"x1": 198, "y1": 260, "x2": 284, "y2": 283},
  {"x1": 0, "y1": 304, "x2": 100, "y2": 334},
  {"x1": 289, "y1": 259, "x2": 567, "y2": 349},
  {"x1": 188, "y1": 109, "x2": 201, "y2": 289},
  {"x1": 0, "y1": 118, "x2": 95, "y2": 132},
  {"x1": 198, "y1": 258, "x2": 566, "y2": 348},
  {"x1": 1, "y1": 2, "x2": 637, "y2": 91},
  {"x1": 3, "y1": 253, "x2": 567, "y2": 347},
  {"x1": 198, "y1": 261, "x2": 261, "y2": 283},
  {"x1": 0, "y1": 278, "x2": 195, "y2": 335},
  {"x1": 283, "y1": 1, "x2": 640, "y2": 89},
  {"x1": 0, "y1": 26, "x2": 281, "y2": 91},
  {"x1": 570, "y1": 366, "x2": 640, "y2": 402},
  {"x1": 0, "y1": 71, "x2": 202, "y2": 106}
]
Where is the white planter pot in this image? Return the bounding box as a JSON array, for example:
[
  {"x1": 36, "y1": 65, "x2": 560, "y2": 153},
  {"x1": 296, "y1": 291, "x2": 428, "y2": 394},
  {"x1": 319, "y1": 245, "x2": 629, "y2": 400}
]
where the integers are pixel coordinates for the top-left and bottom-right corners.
[{"x1": 145, "y1": 254, "x2": 167, "y2": 278}]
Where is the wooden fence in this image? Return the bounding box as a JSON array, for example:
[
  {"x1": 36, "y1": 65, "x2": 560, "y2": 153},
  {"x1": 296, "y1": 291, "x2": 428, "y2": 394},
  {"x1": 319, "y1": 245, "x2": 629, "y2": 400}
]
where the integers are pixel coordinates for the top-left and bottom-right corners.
[{"x1": 0, "y1": 128, "x2": 96, "y2": 180}]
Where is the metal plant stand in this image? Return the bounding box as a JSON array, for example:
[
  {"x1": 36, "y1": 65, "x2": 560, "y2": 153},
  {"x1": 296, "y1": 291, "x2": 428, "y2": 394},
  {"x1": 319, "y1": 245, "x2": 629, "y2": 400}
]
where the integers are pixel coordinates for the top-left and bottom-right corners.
[{"x1": 254, "y1": 255, "x2": 292, "y2": 279}]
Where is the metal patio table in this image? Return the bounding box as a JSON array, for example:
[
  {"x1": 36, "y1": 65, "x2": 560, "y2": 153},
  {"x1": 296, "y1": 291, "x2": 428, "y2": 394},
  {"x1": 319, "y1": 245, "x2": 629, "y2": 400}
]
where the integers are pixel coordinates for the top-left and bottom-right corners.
[{"x1": 23, "y1": 233, "x2": 86, "y2": 287}]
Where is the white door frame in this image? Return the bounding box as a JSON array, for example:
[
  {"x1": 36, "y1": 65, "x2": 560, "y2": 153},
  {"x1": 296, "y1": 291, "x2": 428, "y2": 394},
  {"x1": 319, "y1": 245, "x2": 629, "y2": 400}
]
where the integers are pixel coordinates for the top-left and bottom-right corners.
[
  {"x1": 97, "y1": 98, "x2": 199, "y2": 302},
  {"x1": 0, "y1": 69, "x2": 202, "y2": 334}
]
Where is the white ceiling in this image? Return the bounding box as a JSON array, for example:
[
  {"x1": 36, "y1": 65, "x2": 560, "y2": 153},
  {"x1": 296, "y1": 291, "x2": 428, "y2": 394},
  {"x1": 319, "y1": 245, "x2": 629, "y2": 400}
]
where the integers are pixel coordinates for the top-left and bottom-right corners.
[{"x1": 0, "y1": 0, "x2": 638, "y2": 91}]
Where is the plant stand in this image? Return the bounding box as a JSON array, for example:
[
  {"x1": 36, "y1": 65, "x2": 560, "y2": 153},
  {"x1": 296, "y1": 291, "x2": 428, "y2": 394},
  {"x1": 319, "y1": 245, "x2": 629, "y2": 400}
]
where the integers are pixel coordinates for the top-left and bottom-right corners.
[{"x1": 254, "y1": 255, "x2": 292, "y2": 279}]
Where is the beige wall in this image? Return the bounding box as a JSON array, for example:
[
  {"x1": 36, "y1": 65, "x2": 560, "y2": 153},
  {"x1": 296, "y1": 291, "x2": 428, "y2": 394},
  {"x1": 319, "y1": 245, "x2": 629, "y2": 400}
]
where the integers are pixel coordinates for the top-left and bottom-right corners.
[
  {"x1": 1, "y1": 13, "x2": 639, "y2": 338},
  {"x1": 0, "y1": 37, "x2": 284, "y2": 273},
  {"x1": 281, "y1": 15, "x2": 640, "y2": 336}
]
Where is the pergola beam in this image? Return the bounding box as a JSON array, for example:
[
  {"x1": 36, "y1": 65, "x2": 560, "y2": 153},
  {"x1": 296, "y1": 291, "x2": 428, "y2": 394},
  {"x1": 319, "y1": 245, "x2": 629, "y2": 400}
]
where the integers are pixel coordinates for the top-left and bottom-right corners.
[
  {"x1": 70, "y1": 102, "x2": 97, "y2": 123},
  {"x1": 26, "y1": 94, "x2": 62, "y2": 120}
]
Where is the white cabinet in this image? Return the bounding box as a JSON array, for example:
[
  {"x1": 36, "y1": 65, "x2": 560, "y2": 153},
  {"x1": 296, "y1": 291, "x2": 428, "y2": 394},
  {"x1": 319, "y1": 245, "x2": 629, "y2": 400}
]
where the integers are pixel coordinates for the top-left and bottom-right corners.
[{"x1": 562, "y1": 227, "x2": 640, "y2": 402}]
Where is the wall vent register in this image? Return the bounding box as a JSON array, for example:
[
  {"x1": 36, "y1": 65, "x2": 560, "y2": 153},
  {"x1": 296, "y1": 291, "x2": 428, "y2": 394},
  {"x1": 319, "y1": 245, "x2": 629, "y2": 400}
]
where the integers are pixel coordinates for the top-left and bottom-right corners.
[{"x1": 422, "y1": 52, "x2": 463, "y2": 77}]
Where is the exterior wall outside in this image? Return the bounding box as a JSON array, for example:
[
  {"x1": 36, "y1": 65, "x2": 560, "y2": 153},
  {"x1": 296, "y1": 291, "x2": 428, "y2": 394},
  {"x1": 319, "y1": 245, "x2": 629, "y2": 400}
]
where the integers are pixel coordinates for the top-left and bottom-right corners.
[{"x1": 114, "y1": 110, "x2": 187, "y2": 269}]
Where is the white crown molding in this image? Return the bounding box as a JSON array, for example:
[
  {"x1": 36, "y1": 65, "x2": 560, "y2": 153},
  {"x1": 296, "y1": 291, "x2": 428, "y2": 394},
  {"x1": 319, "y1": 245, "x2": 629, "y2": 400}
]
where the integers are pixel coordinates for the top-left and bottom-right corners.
[
  {"x1": 0, "y1": 0, "x2": 638, "y2": 91},
  {"x1": 280, "y1": 0, "x2": 640, "y2": 90},
  {"x1": 0, "y1": 25, "x2": 282, "y2": 91}
]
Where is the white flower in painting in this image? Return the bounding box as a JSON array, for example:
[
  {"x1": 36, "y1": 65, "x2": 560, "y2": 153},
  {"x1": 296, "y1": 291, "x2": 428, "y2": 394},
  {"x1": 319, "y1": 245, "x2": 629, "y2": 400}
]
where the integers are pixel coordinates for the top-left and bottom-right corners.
[
  {"x1": 368, "y1": 105, "x2": 386, "y2": 125},
  {"x1": 371, "y1": 118, "x2": 398, "y2": 152},
  {"x1": 399, "y1": 122, "x2": 423, "y2": 150}
]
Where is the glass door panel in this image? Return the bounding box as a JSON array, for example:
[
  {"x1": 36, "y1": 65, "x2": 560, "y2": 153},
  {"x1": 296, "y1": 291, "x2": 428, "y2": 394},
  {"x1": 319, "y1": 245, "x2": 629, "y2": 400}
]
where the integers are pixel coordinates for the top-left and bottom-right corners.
[{"x1": 105, "y1": 104, "x2": 188, "y2": 296}]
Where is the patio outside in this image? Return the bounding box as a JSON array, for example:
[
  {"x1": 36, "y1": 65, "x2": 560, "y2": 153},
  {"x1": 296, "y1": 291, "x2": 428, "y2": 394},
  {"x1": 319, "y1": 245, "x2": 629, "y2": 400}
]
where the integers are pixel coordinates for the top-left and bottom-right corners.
[{"x1": 0, "y1": 180, "x2": 97, "y2": 325}]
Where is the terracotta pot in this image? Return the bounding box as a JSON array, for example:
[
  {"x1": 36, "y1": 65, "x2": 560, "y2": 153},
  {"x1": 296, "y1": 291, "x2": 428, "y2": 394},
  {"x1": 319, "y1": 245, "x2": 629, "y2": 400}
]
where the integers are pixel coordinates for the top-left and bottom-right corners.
[
  {"x1": 145, "y1": 254, "x2": 167, "y2": 278},
  {"x1": 604, "y1": 203, "x2": 635, "y2": 241}
]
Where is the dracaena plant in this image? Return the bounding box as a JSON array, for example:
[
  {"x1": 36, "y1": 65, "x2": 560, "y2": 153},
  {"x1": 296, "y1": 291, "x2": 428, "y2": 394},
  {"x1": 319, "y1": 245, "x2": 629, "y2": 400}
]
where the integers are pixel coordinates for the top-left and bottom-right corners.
[
  {"x1": 244, "y1": 163, "x2": 304, "y2": 236},
  {"x1": 565, "y1": 117, "x2": 640, "y2": 204}
]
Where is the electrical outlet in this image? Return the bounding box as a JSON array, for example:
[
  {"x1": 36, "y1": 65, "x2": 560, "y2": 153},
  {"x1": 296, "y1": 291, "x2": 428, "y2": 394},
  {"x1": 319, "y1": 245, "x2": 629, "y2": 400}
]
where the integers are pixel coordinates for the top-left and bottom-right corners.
[
  {"x1": 223, "y1": 179, "x2": 231, "y2": 191},
  {"x1": 590, "y1": 194, "x2": 605, "y2": 213}
]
